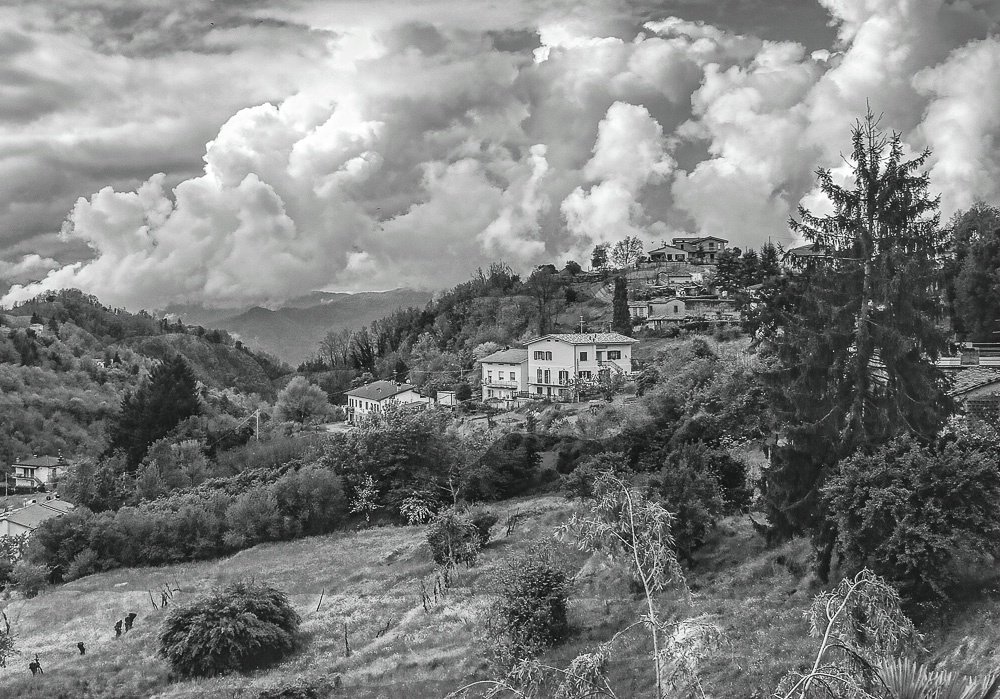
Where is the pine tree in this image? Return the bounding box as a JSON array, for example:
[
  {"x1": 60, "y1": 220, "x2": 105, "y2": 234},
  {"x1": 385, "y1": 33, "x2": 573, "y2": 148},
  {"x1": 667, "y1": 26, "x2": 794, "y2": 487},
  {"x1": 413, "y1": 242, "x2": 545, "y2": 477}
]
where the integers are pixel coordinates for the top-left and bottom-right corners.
[
  {"x1": 109, "y1": 354, "x2": 201, "y2": 469},
  {"x1": 611, "y1": 276, "x2": 630, "y2": 335},
  {"x1": 753, "y1": 110, "x2": 952, "y2": 577},
  {"x1": 759, "y1": 242, "x2": 780, "y2": 279},
  {"x1": 713, "y1": 248, "x2": 743, "y2": 293}
]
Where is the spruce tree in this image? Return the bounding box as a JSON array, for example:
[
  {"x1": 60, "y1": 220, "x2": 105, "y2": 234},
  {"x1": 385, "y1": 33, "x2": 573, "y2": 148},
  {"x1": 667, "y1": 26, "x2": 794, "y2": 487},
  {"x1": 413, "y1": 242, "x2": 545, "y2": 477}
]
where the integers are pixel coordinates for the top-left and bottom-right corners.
[
  {"x1": 109, "y1": 354, "x2": 201, "y2": 469},
  {"x1": 611, "y1": 277, "x2": 630, "y2": 335},
  {"x1": 752, "y1": 110, "x2": 952, "y2": 577}
]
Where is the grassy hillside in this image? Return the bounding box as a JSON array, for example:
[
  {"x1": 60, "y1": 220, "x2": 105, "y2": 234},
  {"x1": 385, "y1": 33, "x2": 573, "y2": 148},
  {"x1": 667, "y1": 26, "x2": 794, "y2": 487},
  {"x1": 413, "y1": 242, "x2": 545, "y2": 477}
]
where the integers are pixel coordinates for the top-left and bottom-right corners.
[
  {"x1": 4, "y1": 499, "x2": 998, "y2": 698},
  {"x1": 0, "y1": 495, "x2": 833, "y2": 699}
]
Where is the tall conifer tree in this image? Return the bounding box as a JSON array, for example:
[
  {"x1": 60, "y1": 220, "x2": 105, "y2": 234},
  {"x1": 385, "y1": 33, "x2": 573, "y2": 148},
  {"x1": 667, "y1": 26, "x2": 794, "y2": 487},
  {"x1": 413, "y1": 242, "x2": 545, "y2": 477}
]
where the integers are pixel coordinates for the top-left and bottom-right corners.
[
  {"x1": 752, "y1": 110, "x2": 952, "y2": 577},
  {"x1": 109, "y1": 354, "x2": 201, "y2": 468},
  {"x1": 612, "y1": 277, "x2": 630, "y2": 335}
]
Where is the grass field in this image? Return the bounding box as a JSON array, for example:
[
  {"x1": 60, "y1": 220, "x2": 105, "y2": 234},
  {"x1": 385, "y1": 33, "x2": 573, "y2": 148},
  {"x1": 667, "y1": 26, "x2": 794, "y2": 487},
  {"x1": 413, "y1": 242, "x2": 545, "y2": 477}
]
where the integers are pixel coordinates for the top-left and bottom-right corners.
[{"x1": 2, "y1": 493, "x2": 995, "y2": 699}]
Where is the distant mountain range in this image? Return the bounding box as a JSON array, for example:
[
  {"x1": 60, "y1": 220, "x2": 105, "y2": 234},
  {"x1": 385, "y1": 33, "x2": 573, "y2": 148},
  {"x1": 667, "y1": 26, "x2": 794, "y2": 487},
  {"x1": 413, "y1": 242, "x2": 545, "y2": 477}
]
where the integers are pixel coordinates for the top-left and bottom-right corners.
[{"x1": 167, "y1": 289, "x2": 434, "y2": 366}]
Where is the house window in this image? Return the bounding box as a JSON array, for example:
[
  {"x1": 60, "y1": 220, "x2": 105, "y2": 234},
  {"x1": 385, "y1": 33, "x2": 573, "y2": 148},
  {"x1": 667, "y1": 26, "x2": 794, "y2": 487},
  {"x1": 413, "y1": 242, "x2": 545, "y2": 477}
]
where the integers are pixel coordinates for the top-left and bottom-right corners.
[
  {"x1": 674, "y1": 305, "x2": 679, "y2": 313},
  {"x1": 487, "y1": 371, "x2": 493, "y2": 383},
  {"x1": 533, "y1": 351, "x2": 552, "y2": 360},
  {"x1": 579, "y1": 352, "x2": 588, "y2": 361},
  {"x1": 537, "y1": 368, "x2": 543, "y2": 383},
  {"x1": 509, "y1": 371, "x2": 516, "y2": 381},
  {"x1": 579, "y1": 371, "x2": 592, "y2": 379},
  {"x1": 546, "y1": 351, "x2": 552, "y2": 360},
  {"x1": 709, "y1": 242, "x2": 715, "y2": 249},
  {"x1": 544, "y1": 370, "x2": 550, "y2": 384},
  {"x1": 558, "y1": 370, "x2": 569, "y2": 384},
  {"x1": 607, "y1": 351, "x2": 621, "y2": 360},
  {"x1": 488, "y1": 389, "x2": 493, "y2": 398},
  {"x1": 536, "y1": 386, "x2": 543, "y2": 394}
]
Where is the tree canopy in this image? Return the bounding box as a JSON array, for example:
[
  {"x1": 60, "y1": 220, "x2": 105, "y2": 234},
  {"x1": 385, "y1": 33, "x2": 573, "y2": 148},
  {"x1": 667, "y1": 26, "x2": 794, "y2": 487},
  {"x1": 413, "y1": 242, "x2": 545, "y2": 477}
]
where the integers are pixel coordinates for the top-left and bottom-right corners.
[
  {"x1": 752, "y1": 110, "x2": 952, "y2": 571},
  {"x1": 109, "y1": 354, "x2": 201, "y2": 468}
]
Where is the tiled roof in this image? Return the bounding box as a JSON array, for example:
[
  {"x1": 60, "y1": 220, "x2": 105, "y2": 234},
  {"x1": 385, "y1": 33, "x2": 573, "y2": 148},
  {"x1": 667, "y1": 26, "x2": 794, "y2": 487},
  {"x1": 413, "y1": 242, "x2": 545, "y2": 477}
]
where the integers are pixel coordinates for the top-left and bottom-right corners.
[
  {"x1": 14, "y1": 456, "x2": 62, "y2": 468},
  {"x1": 672, "y1": 236, "x2": 728, "y2": 244},
  {"x1": 526, "y1": 333, "x2": 637, "y2": 345},
  {"x1": 947, "y1": 367, "x2": 1000, "y2": 396},
  {"x1": 480, "y1": 349, "x2": 529, "y2": 364},
  {"x1": 784, "y1": 244, "x2": 830, "y2": 257},
  {"x1": 1, "y1": 501, "x2": 73, "y2": 530},
  {"x1": 345, "y1": 380, "x2": 416, "y2": 401},
  {"x1": 648, "y1": 245, "x2": 687, "y2": 254}
]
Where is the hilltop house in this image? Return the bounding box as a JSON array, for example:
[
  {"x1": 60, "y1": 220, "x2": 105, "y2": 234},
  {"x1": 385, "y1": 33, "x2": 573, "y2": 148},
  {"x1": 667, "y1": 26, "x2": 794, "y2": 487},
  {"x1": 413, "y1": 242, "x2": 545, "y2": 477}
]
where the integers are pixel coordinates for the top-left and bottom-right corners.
[
  {"x1": 0, "y1": 495, "x2": 74, "y2": 538},
  {"x1": 345, "y1": 380, "x2": 429, "y2": 424},
  {"x1": 524, "y1": 333, "x2": 636, "y2": 401},
  {"x1": 782, "y1": 243, "x2": 832, "y2": 270},
  {"x1": 671, "y1": 236, "x2": 729, "y2": 264},
  {"x1": 645, "y1": 244, "x2": 688, "y2": 263},
  {"x1": 480, "y1": 348, "x2": 529, "y2": 404},
  {"x1": 11, "y1": 455, "x2": 66, "y2": 490}
]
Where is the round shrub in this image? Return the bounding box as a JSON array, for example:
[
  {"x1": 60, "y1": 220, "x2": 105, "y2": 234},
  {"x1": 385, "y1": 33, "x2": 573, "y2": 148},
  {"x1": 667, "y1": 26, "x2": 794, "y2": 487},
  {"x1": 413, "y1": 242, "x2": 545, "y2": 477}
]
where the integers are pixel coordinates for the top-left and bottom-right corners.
[
  {"x1": 159, "y1": 579, "x2": 300, "y2": 678},
  {"x1": 485, "y1": 552, "x2": 570, "y2": 663},
  {"x1": 11, "y1": 561, "x2": 48, "y2": 598},
  {"x1": 824, "y1": 435, "x2": 1000, "y2": 606},
  {"x1": 426, "y1": 509, "x2": 481, "y2": 567},
  {"x1": 468, "y1": 509, "x2": 499, "y2": 547}
]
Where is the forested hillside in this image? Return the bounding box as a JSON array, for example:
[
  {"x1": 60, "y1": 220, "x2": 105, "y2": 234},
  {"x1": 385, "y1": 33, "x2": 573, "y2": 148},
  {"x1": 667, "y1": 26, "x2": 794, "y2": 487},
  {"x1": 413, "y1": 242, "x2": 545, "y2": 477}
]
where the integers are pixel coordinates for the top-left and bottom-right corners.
[{"x1": 0, "y1": 289, "x2": 290, "y2": 462}]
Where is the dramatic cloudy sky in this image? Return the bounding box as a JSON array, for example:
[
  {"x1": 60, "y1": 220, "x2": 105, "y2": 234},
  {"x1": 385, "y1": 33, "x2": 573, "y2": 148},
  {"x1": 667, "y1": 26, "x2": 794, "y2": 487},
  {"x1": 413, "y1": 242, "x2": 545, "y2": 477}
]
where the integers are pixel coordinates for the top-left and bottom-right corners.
[{"x1": 1, "y1": 0, "x2": 999, "y2": 310}]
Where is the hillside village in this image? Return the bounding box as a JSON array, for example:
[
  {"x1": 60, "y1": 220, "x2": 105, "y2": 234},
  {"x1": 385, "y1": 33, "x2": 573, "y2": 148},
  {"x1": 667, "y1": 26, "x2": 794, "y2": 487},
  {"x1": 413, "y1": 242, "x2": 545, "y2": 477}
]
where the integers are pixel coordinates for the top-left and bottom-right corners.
[{"x1": 3, "y1": 117, "x2": 1000, "y2": 698}]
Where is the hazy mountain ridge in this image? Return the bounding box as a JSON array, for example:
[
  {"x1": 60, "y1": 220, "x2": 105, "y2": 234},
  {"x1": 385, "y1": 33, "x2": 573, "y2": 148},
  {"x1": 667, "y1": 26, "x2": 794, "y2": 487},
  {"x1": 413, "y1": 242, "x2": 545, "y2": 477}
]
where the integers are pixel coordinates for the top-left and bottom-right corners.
[{"x1": 208, "y1": 288, "x2": 435, "y2": 365}]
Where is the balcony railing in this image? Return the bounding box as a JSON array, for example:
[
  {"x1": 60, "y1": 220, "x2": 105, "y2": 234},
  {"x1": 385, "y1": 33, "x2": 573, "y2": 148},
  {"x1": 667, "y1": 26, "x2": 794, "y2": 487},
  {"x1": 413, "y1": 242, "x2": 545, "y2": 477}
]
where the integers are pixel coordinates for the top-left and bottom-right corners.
[
  {"x1": 484, "y1": 380, "x2": 520, "y2": 389},
  {"x1": 528, "y1": 378, "x2": 574, "y2": 386}
]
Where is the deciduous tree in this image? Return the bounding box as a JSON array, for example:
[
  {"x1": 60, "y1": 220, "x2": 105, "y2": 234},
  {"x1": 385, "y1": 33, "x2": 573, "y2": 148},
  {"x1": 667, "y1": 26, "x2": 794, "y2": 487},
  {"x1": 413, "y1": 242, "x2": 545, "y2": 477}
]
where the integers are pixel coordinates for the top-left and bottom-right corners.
[{"x1": 612, "y1": 236, "x2": 644, "y2": 268}]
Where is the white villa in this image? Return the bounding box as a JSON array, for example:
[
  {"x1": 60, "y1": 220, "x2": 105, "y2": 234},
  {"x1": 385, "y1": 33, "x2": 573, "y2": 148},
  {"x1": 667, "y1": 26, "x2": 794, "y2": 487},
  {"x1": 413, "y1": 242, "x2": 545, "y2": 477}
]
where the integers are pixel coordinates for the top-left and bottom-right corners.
[
  {"x1": 524, "y1": 333, "x2": 636, "y2": 401},
  {"x1": 10, "y1": 455, "x2": 65, "y2": 489},
  {"x1": 480, "y1": 348, "x2": 529, "y2": 404},
  {"x1": 345, "y1": 380, "x2": 429, "y2": 424}
]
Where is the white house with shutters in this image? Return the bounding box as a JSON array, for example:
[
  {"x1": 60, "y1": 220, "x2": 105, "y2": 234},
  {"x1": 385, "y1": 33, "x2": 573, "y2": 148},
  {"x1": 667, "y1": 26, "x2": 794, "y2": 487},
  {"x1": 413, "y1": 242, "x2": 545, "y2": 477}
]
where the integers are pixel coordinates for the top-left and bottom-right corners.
[
  {"x1": 480, "y1": 348, "x2": 529, "y2": 404},
  {"x1": 345, "y1": 380, "x2": 429, "y2": 424},
  {"x1": 524, "y1": 333, "x2": 636, "y2": 401}
]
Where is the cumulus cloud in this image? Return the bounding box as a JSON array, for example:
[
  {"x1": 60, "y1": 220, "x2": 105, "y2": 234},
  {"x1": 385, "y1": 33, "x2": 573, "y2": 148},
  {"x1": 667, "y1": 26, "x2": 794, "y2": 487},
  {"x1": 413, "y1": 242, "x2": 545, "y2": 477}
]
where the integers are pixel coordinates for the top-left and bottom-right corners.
[
  {"x1": 4, "y1": 0, "x2": 1000, "y2": 309},
  {"x1": 562, "y1": 102, "x2": 674, "y2": 251}
]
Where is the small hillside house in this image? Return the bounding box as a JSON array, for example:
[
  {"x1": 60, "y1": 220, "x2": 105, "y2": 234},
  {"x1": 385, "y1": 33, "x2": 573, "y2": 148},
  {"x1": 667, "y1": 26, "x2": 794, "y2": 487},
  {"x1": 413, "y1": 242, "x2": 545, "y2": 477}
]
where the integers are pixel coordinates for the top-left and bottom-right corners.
[
  {"x1": 525, "y1": 333, "x2": 636, "y2": 401},
  {"x1": 645, "y1": 244, "x2": 688, "y2": 263},
  {"x1": 671, "y1": 236, "x2": 729, "y2": 264},
  {"x1": 782, "y1": 243, "x2": 832, "y2": 270},
  {"x1": 11, "y1": 455, "x2": 66, "y2": 489},
  {"x1": 480, "y1": 348, "x2": 529, "y2": 404},
  {"x1": 0, "y1": 496, "x2": 74, "y2": 538},
  {"x1": 345, "y1": 381, "x2": 429, "y2": 424}
]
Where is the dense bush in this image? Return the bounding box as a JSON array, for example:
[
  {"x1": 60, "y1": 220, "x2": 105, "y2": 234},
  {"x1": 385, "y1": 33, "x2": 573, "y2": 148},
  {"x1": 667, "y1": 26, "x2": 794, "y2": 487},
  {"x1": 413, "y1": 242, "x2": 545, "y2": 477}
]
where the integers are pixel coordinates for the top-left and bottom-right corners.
[
  {"x1": 560, "y1": 452, "x2": 629, "y2": 499},
  {"x1": 27, "y1": 464, "x2": 347, "y2": 574},
  {"x1": 461, "y1": 432, "x2": 541, "y2": 501},
  {"x1": 159, "y1": 580, "x2": 300, "y2": 678},
  {"x1": 824, "y1": 434, "x2": 1000, "y2": 604},
  {"x1": 12, "y1": 561, "x2": 48, "y2": 598},
  {"x1": 426, "y1": 509, "x2": 481, "y2": 567},
  {"x1": 468, "y1": 509, "x2": 499, "y2": 547},
  {"x1": 0, "y1": 559, "x2": 13, "y2": 589},
  {"x1": 484, "y1": 551, "x2": 570, "y2": 664}
]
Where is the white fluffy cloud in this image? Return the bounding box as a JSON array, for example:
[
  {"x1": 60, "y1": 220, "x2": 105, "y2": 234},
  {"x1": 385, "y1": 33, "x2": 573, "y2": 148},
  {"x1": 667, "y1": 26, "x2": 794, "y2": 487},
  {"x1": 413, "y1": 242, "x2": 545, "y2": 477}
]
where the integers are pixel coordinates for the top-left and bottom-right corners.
[{"x1": 3, "y1": 0, "x2": 1000, "y2": 308}]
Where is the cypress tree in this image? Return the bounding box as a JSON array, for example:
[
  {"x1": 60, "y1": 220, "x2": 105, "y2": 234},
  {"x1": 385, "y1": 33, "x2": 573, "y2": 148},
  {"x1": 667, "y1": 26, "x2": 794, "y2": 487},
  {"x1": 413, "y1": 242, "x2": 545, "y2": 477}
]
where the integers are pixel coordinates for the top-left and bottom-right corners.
[
  {"x1": 611, "y1": 277, "x2": 630, "y2": 335},
  {"x1": 752, "y1": 110, "x2": 952, "y2": 578}
]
